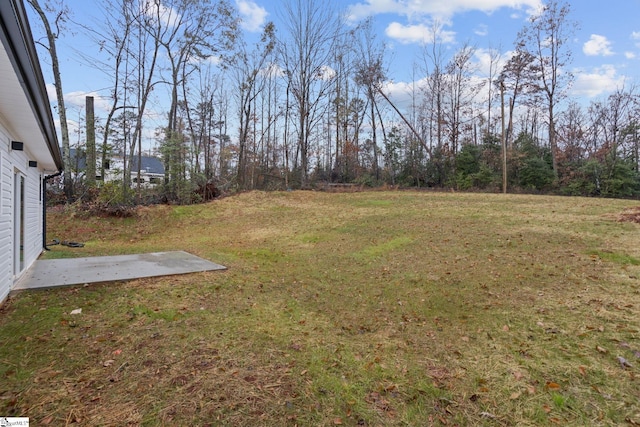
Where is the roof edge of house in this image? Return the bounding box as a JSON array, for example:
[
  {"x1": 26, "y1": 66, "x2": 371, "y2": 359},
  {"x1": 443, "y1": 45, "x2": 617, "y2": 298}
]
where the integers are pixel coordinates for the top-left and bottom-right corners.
[{"x1": 0, "y1": 0, "x2": 63, "y2": 171}]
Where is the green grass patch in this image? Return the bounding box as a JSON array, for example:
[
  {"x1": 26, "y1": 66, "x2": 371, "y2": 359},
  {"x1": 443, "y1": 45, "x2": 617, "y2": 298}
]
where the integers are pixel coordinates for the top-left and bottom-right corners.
[
  {"x1": 352, "y1": 199, "x2": 394, "y2": 207},
  {"x1": 588, "y1": 249, "x2": 640, "y2": 265},
  {"x1": 131, "y1": 305, "x2": 184, "y2": 322},
  {"x1": 354, "y1": 236, "x2": 414, "y2": 259}
]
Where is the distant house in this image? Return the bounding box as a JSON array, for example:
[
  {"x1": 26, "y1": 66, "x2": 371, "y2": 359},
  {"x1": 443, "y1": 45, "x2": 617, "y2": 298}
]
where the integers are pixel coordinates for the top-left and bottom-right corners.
[
  {"x1": 107, "y1": 155, "x2": 165, "y2": 188},
  {"x1": 70, "y1": 148, "x2": 164, "y2": 188},
  {"x1": 69, "y1": 149, "x2": 165, "y2": 188},
  {"x1": 0, "y1": 0, "x2": 64, "y2": 302}
]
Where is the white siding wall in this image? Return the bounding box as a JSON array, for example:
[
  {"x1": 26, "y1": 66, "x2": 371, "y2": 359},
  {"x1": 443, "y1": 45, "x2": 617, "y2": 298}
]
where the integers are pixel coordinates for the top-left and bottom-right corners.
[
  {"x1": 0, "y1": 128, "x2": 10, "y2": 302},
  {"x1": 0, "y1": 121, "x2": 46, "y2": 303},
  {"x1": 23, "y1": 162, "x2": 43, "y2": 269}
]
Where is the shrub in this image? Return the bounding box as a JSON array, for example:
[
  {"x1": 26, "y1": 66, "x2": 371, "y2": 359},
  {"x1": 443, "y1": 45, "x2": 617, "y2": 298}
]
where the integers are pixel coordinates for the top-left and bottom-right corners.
[{"x1": 519, "y1": 157, "x2": 555, "y2": 190}]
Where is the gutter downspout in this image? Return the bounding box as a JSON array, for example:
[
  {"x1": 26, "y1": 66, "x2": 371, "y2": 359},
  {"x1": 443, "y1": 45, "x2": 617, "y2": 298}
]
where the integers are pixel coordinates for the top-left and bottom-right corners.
[{"x1": 43, "y1": 170, "x2": 63, "y2": 251}]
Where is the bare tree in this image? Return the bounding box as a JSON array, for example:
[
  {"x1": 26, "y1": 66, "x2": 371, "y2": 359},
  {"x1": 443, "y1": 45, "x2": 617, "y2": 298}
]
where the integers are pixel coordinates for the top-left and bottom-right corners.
[
  {"x1": 278, "y1": 0, "x2": 341, "y2": 187},
  {"x1": 516, "y1": 0, "x2": 576, "y2": 177},
  {"x1": 421, "y1": 21, "x2": 448, "y2": 151},
  {"x1": 556, "y1": 101, "x2": 586, "y2": 165},
  {"x1": 234, "y1": 22, "x2": 276, "y2": 189},
  {"x1": 139, "y1": 0, "x2": 237, "y2": 201},
  {"x1": 496, "y1": 49, "x2": 537, "y2": 146},
  {"x1": 89, "y1": 0, "x2": 140, "y2": 189},
  {"x1": 26, "y1": 0, "x2": 73, "y2": 200},
  {"x1": 330, "y1": 26, "x2": 361, "y2": 181},
  {"x1": 443, "y1": 42, "x2": 483, "y2": 154},
  {"x1": 181, "y1": 64, "x2": 226, "y2": 185},
  {"x1": 484, "y1": 46, "x2": 502, "y2": 137},
  {"x1": 354, "y1": 18, "x2": 387, "y2": 181}
]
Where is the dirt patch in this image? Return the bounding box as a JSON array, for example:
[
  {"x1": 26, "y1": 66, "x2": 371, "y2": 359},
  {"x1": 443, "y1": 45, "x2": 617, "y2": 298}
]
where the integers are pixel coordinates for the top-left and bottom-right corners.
[{"x1": 617, "y1": 206, "x2": 640, "y2": 223}]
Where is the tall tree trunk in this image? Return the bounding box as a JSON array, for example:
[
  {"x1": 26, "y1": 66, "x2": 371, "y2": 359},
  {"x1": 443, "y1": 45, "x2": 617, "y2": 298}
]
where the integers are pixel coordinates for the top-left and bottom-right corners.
[
  {"x1": 549, "y1": 102, "x2": 558, "y2": 177},
  {"x1": 27, "y1": 0, "x2": 72, "y2": 201}
]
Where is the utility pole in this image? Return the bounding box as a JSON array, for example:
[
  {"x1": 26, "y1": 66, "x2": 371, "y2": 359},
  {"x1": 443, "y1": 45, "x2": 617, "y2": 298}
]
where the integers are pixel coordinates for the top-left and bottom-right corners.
[
  {"x1": 86, "y1": 96, "x2": 96, "y2": 188},
  {"x1": 501, "y1": 82, "x2": 507, "y2": 194}
]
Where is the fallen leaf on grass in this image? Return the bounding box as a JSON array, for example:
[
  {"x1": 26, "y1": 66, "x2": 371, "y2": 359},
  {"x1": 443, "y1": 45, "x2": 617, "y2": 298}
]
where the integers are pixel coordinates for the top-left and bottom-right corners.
[
  {"x1": 512, "y1": 371, "x2": 524, "y2": 380},
  {"x1": 545, "y1": 382, "x2": 561, "y2": 391},
  {"x1": 103, "y1": 360, "x2": 115, "y2": 367},
  {"x1": 617, "y1": 356, "x2": 633, "y2": 368},
  {"x1": 70, "y1": 308, "x2": 82, "y2": 315},
  {"x1": 578, "y1": 365, "x2": 587, "y2": 376},
  {"x1": 542, "y1": 404, "x2": 551, "y2": 414},
  {"x1": 333, "y1": 417, "x2": 343, "y2": 425},
  {"x1": 510, "y1": 391, "x2": 522, "y2": 400},
  {"x1": 596, "y1": 346, "x2": 608, "y2": 354},
  {"x1": 502, "y1": 325, "x2": 510, "y2": 332}
]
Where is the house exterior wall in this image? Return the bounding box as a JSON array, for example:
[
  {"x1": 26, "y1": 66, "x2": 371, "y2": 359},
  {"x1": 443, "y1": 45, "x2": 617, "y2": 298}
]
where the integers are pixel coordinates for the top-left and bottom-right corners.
[
  {"x1": 0, "y1": 119, "x2": 46, "y2": 302},
  {"x1": 0, "y1": 0, "x2": 63, "y2": 304},
  {"x1": 0, "y1": 129, "x2": 10, "y2": 302}
]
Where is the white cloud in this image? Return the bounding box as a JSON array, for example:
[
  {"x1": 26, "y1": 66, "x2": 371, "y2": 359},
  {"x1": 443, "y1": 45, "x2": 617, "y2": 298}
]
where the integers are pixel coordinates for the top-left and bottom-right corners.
[
  {"x1": 583, "y1": 34, "x2": 613, "y2": 57},
  {"x1": 625, "y1": 51, "x2": 636, "y2": 59},
  {"x1": 381, "y1": 79, "x2": 423, "y2": 111},
  {"x1": 260, "y1": 62, "x2": 285, "y2": 78},
  {"x1": 571, "y1": 65, "x2": 625, "y2": 98},
  {"x1": 474, "y1": 24, "x2": 488, "y2": 37},
  {"x1": 632, "y1": 31, "x2": 640, "y2": 48},
  {"x1": 46, "y1": 83, "x2": 57, "y2": 104},
  {"x1": 141, "y1": 0, "x2": 181, "y2": 28},
  {"x1": 474, "y1": 48, "x2": 506, "y2": 77},
  {"x1": 347, "y1": 0, "x2": 542, "y2": 22},
  {"x1": 46, "y1": 86, "x2": 163, "y2": 152},
  {"x1": 385, "y1": 22, "x2": 456, "y2": 45},
  {"x1": 236, "y1": 0, "x2": 268, "y2": 32},
  {"x1": 189, "y1": 55, "x2": 222, "y2": 66},
  {"x1": 64, "y1": 91, "x2": 112, "y2": 112},
  {"x1": 46, "y1": 84, "x2": 111, "y2": 113}
]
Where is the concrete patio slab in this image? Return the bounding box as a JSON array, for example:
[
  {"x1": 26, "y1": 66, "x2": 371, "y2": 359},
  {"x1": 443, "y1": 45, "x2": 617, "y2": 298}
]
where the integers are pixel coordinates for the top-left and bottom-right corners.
[{"x1": 12, "y1": 251, "x2": 226, "y2": 291}]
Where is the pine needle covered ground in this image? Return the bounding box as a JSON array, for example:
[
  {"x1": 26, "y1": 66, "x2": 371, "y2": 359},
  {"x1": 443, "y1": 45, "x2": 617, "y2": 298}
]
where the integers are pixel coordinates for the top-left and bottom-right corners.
[{"x1": 2, "y1": 190, "x2": 640, "y2": 425}]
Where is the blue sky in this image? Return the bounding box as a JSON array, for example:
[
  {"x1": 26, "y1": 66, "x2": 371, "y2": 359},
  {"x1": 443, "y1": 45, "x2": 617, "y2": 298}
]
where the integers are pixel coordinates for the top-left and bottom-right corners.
[
  {"x1": 27, "y1": 0, "x2": 640, "y2": 145},
  {"x1": 337, "y1": 0, "x2": 639, "y2": 100}
]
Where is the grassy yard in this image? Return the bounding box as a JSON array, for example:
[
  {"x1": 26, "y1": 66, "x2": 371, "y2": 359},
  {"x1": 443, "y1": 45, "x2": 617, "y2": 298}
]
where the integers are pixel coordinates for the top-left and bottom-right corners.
[{"x1": 2, "y1": 190, "x2": 640, "y2": 426}]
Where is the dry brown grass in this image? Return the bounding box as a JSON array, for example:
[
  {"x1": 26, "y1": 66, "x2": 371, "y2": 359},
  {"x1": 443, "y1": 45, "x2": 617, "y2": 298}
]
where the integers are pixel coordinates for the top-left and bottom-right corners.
[{"x1": 2, "y1": 190, "x2": 640, "y2": 425}]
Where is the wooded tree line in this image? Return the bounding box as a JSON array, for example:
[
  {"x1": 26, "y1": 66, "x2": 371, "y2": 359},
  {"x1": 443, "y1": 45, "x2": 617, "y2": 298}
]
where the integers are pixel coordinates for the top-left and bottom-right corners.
[{"x1": 29, "y1": 0, "x2": 640, "y2": 205}]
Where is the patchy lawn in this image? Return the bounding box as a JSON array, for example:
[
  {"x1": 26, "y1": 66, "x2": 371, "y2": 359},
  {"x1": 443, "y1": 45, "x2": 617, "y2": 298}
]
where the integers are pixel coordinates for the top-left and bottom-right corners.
[{"x1": 2, "y1": 190, "x2": 640, "y2": 425}]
